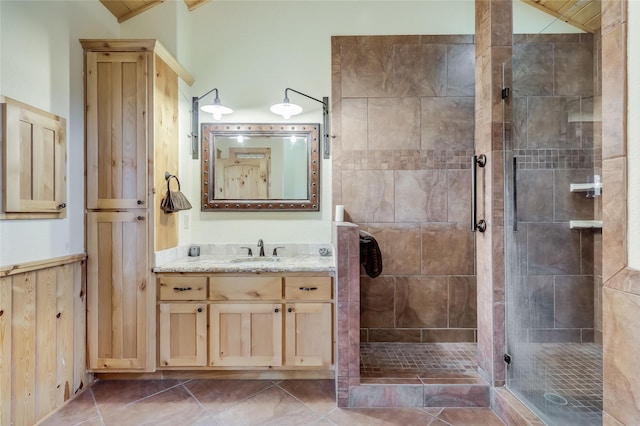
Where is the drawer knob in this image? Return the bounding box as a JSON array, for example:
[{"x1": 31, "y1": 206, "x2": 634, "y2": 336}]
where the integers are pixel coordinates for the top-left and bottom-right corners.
[
  {"x1": 288, "y1": 307, "x2": 293, "y2": 313},
  {"x1": 299, "y1": 287, "x2": 318, "y2": 291},
  {"x1": 197, "y1": 307, "x2": 203, "y2": 313},
  {"x1": 274, "y1": 308, "x2": 280, "y2": 313},
  {"x1": 173, "y1": 287, "x2": 193, "y2": 292}
]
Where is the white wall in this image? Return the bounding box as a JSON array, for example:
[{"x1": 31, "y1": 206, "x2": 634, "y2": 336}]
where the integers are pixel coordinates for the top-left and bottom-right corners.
[
  {"x1": 0, "y1": 0, "x2": 119, "y2": 266},
  {"x1": 0, "y1": 0, "x2": 583, "y2": 266}
]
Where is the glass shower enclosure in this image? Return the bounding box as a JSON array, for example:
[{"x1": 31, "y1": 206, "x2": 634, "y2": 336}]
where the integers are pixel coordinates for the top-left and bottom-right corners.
[{"x1": 504, "y1": 19, "x2": 603, "y2": 426}]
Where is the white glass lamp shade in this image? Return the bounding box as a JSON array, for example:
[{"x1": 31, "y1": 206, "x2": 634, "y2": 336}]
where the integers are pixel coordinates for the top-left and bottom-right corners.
[
  {"x1": 201, "y1": 102, "x2": 233, "y2": 120},
  {"x1": 270, "y1": 102, "x2": 303, "y2": 119}
]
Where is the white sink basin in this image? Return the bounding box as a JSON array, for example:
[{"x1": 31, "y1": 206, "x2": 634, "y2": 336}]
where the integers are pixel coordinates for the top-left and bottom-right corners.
[{"x1": 229, "y1": 257, "x2": 281, "y2": 263}]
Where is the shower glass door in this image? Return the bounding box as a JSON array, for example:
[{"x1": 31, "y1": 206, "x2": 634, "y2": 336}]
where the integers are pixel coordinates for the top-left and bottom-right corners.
[{"x1": 505, "y1": 8, "x2": 603, "y2": 425}]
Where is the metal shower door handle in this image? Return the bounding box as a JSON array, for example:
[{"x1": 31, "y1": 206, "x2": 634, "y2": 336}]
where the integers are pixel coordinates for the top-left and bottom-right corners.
[{"x1": 471, "y1": 154, "x2": 487, "y2": 233}]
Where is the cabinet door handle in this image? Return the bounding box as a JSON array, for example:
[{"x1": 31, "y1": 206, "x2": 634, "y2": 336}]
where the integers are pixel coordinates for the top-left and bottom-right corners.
[
  {"x1": 287, "y1": 307, "x2": 293, "y2": 313},
  {"x1": 274, "y1": 308, "x2": 280, "y2": 313},
  {"x1": 173, "y1": 287, "x2": 192, "y2": 292},
  {"x1": 137, "y1": 200, "x2": 143, "y2": 205},
  {"x1": 299, "y1": 287, "x2": 318, "y2": 291},
  {"x1": 137, "y1": 215, "x2": 145, "y2": 221},
  {"x1": 57, "y1": 203, "x2": 67, "y2": 210},
  {"x1": 197, "y1": 307, "x2": 203, "y2": 313}
]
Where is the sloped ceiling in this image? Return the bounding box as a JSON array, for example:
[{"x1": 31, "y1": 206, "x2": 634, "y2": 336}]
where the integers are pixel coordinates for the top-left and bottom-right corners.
[
  {"x1": 99, "y1": 0, "x2": 210, "y2": 23},
  {"x1": 520, "y1": 0, "x2": 601, "y2": 33}
]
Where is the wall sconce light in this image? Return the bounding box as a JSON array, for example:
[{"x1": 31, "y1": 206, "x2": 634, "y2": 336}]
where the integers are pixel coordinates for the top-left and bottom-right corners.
[
  {"x1": 191, "y1": 88, "x2": 233, "y2": 159},
  {"x1": 271, "y1": 88, "x2": 330, "y2": 159}
]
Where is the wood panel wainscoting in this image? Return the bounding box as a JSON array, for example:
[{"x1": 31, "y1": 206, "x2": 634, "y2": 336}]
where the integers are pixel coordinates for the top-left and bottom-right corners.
[{"x1": 0, "y1": 254, "x2": 89, "y2": 426}]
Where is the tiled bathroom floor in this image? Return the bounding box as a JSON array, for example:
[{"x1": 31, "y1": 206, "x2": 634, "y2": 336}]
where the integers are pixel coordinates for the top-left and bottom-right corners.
[
  {"x1": 360, "y1": 342, "x2": 479, "y2": 378},
  {"x1": 510, "y1": 342, "x2": 603, "y2": 426},
  {"x1": 38, "y1": 378, "x2": 505, "y2": 425}
]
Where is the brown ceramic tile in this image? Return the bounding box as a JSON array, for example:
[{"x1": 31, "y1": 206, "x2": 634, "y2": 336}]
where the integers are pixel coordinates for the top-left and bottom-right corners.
[
  {"x1": 513, "y1": 42, "x2": 554, "y2": 96},
  {"x1": 527, "y1": 329, "x2": 582, "y2": 343},
  {"x1": 554, "y1": 169, "x2": 596, "y2": 221},
  {"x1": 38, "y1": 389, "x2": 99, "y2": 426},
  {"x1": 421, "y1": 223, "x2": 475, "y2": 276},
  {"x1": 423, "y1": 384, "x2": 490, "y2": 408},
  {"x1": 394, "y1": 44, "x2": 446, "y2": 97},
  {"x1": 327, "y1": 407, "x2": 436, "y2": 424},
  {"x1": 278, "y1": 380, "x2": 336, "y2": 416},
  {"x1": 368, "y1": 328, "x2": 422, "y2": 343},
  {"x1": 421, "y1": 97, "x2": 475, "y2": 151},
  {"x1": 438, "y1": 407, "x2": 505, "y2": 425},
  {"x1": 421, "y1": 329, "x2": 476, "y2": 343},
  {"x1": 524, "y1": 275, "x2": 554, "y2": 329},
  {"x1": 516, "y1": 170, "x2": 554, "y2": 222},
  {"x1": 396, "y1": 276, "x2": 448, "y2": 328},
  {"x1": 447, "y1": 44, "x2": 475, "y2": 97},
  {"x1": 368, "y1": 97, "x2": 421, "y2": 151},
  {"x1": 341, "y1": 98, "x2": 368, "y2": 151},
  {"x1": 100, "y1": 385, "x2": 206, "y2": 426},
  {"x1": 527, "y1": 96, "x2": 580, "y2": 149},
  {"x1": 449, "y1": 276, "x2": 477, "y2": 328},
  {"x1": 360, "y1": 275, "x2": 395, "y2": 328},
  {"x1": 527, "y1": 223, "x2": 581, "y2": 275},
  {"x1": 602, "y1": 157, "x2": 626, "y2": 281},
  {"x1": 341, "y1": 170, "x2": 395, "y2": 223},
  {"x1": 91, "y1": 379, "x2": 181, "y2": 412},
  {"x1": 348, "y1": 383, "x2": 423, "y2": 407},
  {"x1": 184, "y1": 379, "x2": 273, "y2": 415},
  {"x1": 603, "y1": 287, "x2": 640, "y2": 425},
  {"x1": 210, "y1": 386, "x2": 318, "y2": 425},
  {"x1": 395, "y1": 170, "x2": 447, "y2": 222},
  {"x1": 581, "y1": 231, "x2": 595, "y2": 274},
  {"x1": 601, "y1": 25, "x2": 626, "y2": 160},
  {"x1": 555, "y1": 42, "x2": 594, "y2": 97},
  {"x1": 555, "y1": 275, "x2": 595, "y2": 328},
  {"x1": 447, "y1": 170, "x2": 472, "y2": 224},
  {"x1": 340, "y1": 41, "x2": 394, "y2": 98},
  {"x1": 368, "y1": 224, "x2": 421, "y2": 275}
]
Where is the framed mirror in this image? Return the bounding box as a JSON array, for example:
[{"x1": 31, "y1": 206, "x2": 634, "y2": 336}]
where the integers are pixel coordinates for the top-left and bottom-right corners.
[{"x1": 201, "y1": 123, "x2": 320, "y2": 211}]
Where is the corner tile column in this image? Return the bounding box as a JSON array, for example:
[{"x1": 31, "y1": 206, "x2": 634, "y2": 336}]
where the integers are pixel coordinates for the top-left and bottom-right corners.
[
  {"x1": 333, "y1": 222, "x2": 360, "y2": 407},
  {"x1": 600, "y1": 1, "x2": 640, "y2": 424},
  {"x1": 474, "y1": 0, "x2": 512, "y2": 388}
]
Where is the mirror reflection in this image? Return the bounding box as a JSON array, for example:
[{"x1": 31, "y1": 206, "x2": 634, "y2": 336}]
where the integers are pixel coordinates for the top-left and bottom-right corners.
[{"x1": 201, "y1": 123, "x2": 320, "y2": 211}]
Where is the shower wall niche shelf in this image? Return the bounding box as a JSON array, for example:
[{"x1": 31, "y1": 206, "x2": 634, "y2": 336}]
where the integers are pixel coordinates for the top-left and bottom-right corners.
[
  {"x1": 569, "y1": 220, "x2": 603, "y2": 230},
  {"x1": 570, "y1": 182, "x2": 603, "y2": 193}
]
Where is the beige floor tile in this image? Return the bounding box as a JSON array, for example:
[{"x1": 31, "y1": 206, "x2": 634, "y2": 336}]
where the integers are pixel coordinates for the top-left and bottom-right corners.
[
  {"x1": 326, "y1": 407, "x2": 437, "y2": 425},
  {"x1": 277, "y1": 379, "x2": 337, "y2": 415},
  {"x1": 38, "y1": 389, "x2": 100, "y2": 426},
  {"x1": 100, "y1": 385, "x2": 206, "y2": 426},
  {"x1": 436, "y1": 407, "x2": 505, "y2": 425},
  {"x1": 211, "y1": 386, "x2": 318, "y2": 425},
  {"x1": 185, "y1": 379, "x2": 274, "y2": 415},
  {"x1": 91, "y1": 379, "x2": 181, "y2": 412}
]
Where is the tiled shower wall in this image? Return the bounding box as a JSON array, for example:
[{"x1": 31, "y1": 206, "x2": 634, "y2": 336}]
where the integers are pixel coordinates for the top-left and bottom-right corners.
[
  {"x1": 511, "y1": 33, "x2": 600, "y2": 343},
  {"x1": 331, "y1": 35, "x2": 477, "y2": 343}
]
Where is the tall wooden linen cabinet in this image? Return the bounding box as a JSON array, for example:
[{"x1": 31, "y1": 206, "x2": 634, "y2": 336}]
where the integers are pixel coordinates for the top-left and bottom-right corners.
[{"x1": 81, "y1": 40, "x2": 193, "y2": 371}]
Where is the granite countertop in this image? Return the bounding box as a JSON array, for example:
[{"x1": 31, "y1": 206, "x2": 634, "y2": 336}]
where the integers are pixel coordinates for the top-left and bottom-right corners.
[{"x1": 153, "y1": 254, "x2": 335, "y2": 274}]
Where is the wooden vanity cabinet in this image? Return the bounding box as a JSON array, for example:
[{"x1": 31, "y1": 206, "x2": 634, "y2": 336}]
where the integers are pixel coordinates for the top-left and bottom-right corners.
[
  {"x1": 158, "y1": 276, "x2": 208, "y2": 367},
  {"x1": 156, "y1": 273, "x2": 334, "y2": 372},
  {"x1": 82, "y1": 39, "x2": 193, "y2": 372}
]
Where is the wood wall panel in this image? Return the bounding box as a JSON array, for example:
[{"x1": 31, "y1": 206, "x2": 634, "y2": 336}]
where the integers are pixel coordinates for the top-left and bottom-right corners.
[
  {"x1": 0, "y1": 256, "x2": 88, "y2": 424},
  {"x1": 153, "y1": 55, "x2": 179, "y2": 251}
]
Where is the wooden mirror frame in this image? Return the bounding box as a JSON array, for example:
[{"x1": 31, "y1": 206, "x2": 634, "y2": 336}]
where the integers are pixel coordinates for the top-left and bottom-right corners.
[{"x1": 201, "y1": 123, "x2": 320, "y2": 211}]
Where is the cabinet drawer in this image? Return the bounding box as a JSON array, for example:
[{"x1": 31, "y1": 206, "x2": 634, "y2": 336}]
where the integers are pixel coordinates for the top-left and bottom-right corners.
[
  {"x1": 209, "y1": 276, "x2": 282, "y2": 301},
  {"x1": 159, "y1": 276, "x2": 207, "y2": 300},
  {"x1": 285, "y1": 277, "x2": 332, "y2": 300}
]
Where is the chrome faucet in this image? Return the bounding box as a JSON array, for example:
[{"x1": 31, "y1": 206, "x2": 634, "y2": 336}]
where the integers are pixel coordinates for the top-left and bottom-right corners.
[{"x1": 257, "y1": 239, "x2": 265, "y2": 257}]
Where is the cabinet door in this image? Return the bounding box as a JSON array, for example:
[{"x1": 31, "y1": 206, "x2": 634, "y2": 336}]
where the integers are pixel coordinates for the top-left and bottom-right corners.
[
  {"x1": 159, "y1": 303, "x2": 207, "y2": 367},
  {"x1": 87, "y1": 211, "x2": 149, "y2": 370},
  {"x1": 209, "y1": 303, "x2": 282, "y2": 367},
  {"x1": 285, "y1": 303, "x2": 332, "y2": 367},
  {"x1": 85, "y1": 51, "x2": 148, "y2": 209}
]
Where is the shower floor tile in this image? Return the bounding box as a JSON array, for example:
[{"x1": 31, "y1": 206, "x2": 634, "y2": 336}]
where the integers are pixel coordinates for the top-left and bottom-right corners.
[
  {"x1": 510, "y1": 342, "x2": 602, "y2": 425},
  {"x1": 360, "y1": 342, "x2": 479, "y2": 379}
]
